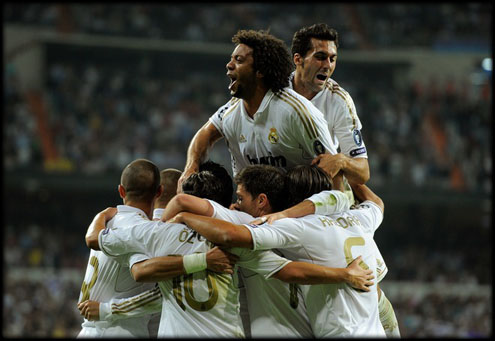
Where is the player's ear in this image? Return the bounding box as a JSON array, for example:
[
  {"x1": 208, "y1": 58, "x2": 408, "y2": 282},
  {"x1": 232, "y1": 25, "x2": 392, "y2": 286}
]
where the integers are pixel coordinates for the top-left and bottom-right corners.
[
  {"x1": 118, "y1": 184, "x2": 126, "y2": 199},
  {"x1": 258, "y1": 193, "x2": 268, "y2": 208},
  {"x1": 293, "y1": 53, "x2": 303, "y2": 66}
]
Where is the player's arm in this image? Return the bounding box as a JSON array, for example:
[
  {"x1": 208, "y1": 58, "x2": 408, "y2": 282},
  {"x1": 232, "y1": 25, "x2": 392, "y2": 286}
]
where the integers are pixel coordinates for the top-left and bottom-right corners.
[
  {"x1": 161, "y1": 193, "x2": 214, "y2": 222},
  {"x1": 273, "y1": 256, "x2": 374, "y2": 291},
  {"x1": 170, "y1": 212, "x2": 253, "y2": 248},
  {"x1": 350, "y1": 183, "x2": 384, "y2": 213},
  {"x1": 251, "y1": 190, "x2": 350, "y2": 225},
  {"x1": 177, "y1": 121, "x2": 223, "y2": 192},
  {"x1": 130, "y1": 246, "x2": 239, "y2": 282},
  {"x1": 312, "y1": 153, "x2": 369, "y2": 185},
  {"x1": 78, "y1": 285, "x2": 162, "y2": 321},
  {"x1": 85, "y1": 207, "x2": 117, "y2": 250}
]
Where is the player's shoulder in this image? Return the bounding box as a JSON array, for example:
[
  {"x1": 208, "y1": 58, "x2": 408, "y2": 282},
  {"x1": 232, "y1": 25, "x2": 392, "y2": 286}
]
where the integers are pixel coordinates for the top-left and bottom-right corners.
[
  {"x1": 324, "y1": 78, "x2": 354, "y2": 102},
  {"x1": 214, "y1": 97, "x2": 242, "y2": 122},
  {"x1": 274, "y1": 87, "x2": 322, "y2": 118}
]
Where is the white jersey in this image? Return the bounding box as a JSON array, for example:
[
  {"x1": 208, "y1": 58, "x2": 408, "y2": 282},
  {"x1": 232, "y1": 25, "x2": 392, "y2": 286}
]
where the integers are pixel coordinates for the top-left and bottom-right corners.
[
  {"x1": 152, "y1": 208, "x2": 164, "y2": 220},
  {"x1": 210, "y1": 88, "x2": 337, "y2": 176},
  {"x1": 289, "y1": 75, "x2": 367, "y2": 159},
  {"x1": 207, "y1": 200, "x2": 313, "y2": 337},
  {"x1": 244, "y1": 201, "x2": 386, "y2": 337},
  {"x1": 77, "y1": 205, "x2": 157, "y2": 338},
  {"x1": 308, "y1": 190, "x2": 388, "y2": 282},
  {"x1": 98, "y1": 219, "x2": 290, "y2": 338}
]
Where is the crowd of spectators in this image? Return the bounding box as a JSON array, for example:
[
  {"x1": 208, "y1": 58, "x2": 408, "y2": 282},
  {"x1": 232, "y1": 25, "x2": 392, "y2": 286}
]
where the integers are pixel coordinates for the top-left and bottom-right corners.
[{"x1": 4, "y1": 3, "x2": 491, "y2": 50}]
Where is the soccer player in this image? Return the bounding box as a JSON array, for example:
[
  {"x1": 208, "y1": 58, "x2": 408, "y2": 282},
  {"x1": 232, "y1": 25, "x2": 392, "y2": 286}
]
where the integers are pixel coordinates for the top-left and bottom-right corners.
[
  {"x1": 177, "y1": 29, "x2": 338, "y2": 191},
  {"x1": 290, "y1": 23, "x2": 400, "y2": 338},
  {"x1": 163, "y1": 164, "x2": 364, "y2": 337},
  {"x1": 77, "y1": 159, "x2": 235, "y2": 337},
  {"x1": 86, "y1": 163, "x2": 374, "y2": 337},
  {"x1": 169, "y1": 165, "x2": 386, "y2": 337}
]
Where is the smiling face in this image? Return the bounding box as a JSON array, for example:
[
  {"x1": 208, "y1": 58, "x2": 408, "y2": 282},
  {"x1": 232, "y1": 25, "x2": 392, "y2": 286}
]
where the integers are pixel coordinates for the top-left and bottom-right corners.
[
  {"x1": 294, "y1": 38, "x2": 337, "y2": 98},
  {"x1": 226, "y1": 44, "x2": 258, "y2": 99}
]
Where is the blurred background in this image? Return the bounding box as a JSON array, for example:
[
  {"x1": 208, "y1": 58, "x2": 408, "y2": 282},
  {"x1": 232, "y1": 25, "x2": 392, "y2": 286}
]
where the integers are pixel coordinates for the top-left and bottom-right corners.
[{"x1": 3, "y1": 3, "x2": 492, "y2": 338}]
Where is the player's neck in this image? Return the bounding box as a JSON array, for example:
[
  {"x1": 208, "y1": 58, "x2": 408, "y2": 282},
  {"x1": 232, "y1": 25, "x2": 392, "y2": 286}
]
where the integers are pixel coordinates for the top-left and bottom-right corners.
[
  {"x1": 293, "y1": 74, "x2": 317, "y2": 101},
  {"x1": 243, "y1": 85, "x2": 268, "y2": 118}
]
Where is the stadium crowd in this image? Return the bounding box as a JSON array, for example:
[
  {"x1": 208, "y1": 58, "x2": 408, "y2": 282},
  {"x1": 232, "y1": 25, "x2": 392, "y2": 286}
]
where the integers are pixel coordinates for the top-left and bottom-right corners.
[{"x1": 4, "y1": 3, "x2": 491, "y2": 50}]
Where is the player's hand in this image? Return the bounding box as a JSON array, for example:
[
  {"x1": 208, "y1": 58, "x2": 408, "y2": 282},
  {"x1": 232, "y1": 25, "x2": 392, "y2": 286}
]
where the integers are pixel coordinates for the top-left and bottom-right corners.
[
  {"x1": 250, "y1": 211, "x2": 287, "y2": 225},
  {"x1": 78, "y1": 300, "x2": 101, "y2": 321},
  {"x1": 345, "y1": 256, "x2": 374, "y2": 291},
  {"x1": 168, "y1": 212, "x2": 185, "y2": 224},
  {"x1": 100, "y1": 207, "x2": 117, "y2": 221},
  {"x1": 177, "y1": 167, "x2": 197, "y2": 194},
  {"x1": 311, "y1": 153, "x2": 346, "y2": 178},
  {"x1": 206, "y1": 246, "x2": 239, "y2": 274}
]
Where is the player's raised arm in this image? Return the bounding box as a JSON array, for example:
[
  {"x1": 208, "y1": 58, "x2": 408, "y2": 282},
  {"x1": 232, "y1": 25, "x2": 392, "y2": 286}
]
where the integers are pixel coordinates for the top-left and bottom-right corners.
[
  {"x1": 177, "y1": 121, "x2": 223, "y2": 192},
  {"x1": 350, "y1": 183, "x2": 384, "y2": 213}
]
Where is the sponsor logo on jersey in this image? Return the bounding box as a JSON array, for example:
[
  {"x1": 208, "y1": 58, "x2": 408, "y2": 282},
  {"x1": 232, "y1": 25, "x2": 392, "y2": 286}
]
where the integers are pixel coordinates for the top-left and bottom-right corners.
[
  {"x1": 313, "y1": 140, "x2": 325, "y2": 155},
  {"x1": 239, "y1": 134, "x2": 247, "y2": 143},
  {"x1": 246, "y1": 154, "x2": 287, "y2": 167},
  {"x1": 268, "y1": 128, "x2": 279, "y2": 144},
  {"x1": 350, "y1": 147, "x2": 367, "y2": 157},
  {"x1": 353, "y1": 129, "x2": 363, "y2": 146}
]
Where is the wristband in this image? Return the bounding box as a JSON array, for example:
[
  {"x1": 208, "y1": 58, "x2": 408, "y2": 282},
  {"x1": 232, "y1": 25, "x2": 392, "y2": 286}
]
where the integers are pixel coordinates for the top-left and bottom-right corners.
[{"x1": 183, "y1": 253, "x2": 207, "y2": 274}]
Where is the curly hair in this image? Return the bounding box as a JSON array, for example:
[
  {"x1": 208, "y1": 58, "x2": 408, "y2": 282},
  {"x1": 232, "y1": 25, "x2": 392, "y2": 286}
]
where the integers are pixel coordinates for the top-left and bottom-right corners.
[
  {"x1": 291, "y1": 23, "x2": 339, "y2": 57},
  {"x1": 232, "y1": 29, "x2": 293, "y2": 93}
]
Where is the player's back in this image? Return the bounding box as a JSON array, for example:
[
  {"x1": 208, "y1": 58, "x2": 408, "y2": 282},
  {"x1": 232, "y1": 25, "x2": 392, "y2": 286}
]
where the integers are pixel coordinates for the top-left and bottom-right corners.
[
  {"x1": 251, "y1": 202, "x2": 385, "y2": 337},
  {"x1": 77, "y1": 206, "x2": 155, "y2": 337}
]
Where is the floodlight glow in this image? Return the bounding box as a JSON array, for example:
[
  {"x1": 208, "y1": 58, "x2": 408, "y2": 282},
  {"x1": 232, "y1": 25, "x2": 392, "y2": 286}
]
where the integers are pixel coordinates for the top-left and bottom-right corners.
[{"x1": 481, "y1": 58, "x2": 492, "y2": 72}]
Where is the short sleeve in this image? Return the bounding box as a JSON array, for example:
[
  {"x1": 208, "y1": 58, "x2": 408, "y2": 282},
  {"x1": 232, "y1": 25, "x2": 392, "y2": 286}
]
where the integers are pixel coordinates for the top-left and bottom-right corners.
[
  {"x1": 349, "y1": 200, "x2": 383, "y2": 234},
  {"x1": 307, "y1": 190, "x2": 351, "y2": 216},
  {"x1": 231, "y1": 248, "x2": 291, "y2": 279},
  {"x1": 244, "y1": 219, "x2": 303, "y2": 251}
]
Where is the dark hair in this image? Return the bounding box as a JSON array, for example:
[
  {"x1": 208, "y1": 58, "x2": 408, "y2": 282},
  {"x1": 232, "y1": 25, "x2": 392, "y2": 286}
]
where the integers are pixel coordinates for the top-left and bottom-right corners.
[
  {"x1": 181, "y1": 161, "x2": 233, "y2": 207},
  {"x1": 120, "y1": 159, "x2": 161, "y2": 203},
  {"x1": 285, "y1": 164, "x2": 332, "y2": 207},
  {"x1": 182, "y1": 171, "x2": 229, "y2": 207},
  {"x1": 234, "y1": 165, "x2": 287, "y2": 212},
  {"x1": 233, "y1": 29, "x2": 293, "y2": 93},
  {"x1": 156, "y1": 168, "x2": 182, "y2": 208},
  {"x1": 198, "y1": 160, "x2": 233, "y2": 207},
  {"x1": 291, "y1": 23, "x2": 339, "y2": 57}
]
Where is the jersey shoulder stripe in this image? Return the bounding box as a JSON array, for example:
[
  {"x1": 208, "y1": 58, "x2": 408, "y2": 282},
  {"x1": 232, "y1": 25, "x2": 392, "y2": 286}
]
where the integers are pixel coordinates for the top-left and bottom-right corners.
[
  {"x1": 276, "y1": 90, "x2": 318, "y2": 139},
  {"x1": 325, "y1": 79, "x2": 358, "y2": 130},
  {"x1": 221, "y1": 98, "x2": 241, "y2": 120},
  {"x1": 111, "y1": 285, "x2": 162, "y2": 314}
]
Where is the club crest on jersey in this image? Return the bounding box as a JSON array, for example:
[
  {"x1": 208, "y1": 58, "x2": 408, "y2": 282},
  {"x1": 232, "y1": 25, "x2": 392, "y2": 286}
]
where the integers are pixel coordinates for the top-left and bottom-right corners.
[
  {"x1": 239, "y1": 134, "x2": 247, "y2": 143},
  {"x1": 268, "y1": 128, "x2": 279, "y2": 144},
  {"x1": 353, "y1": 129, "x2": 363, "y2": 146},
  {"x1": 313, "y1": 140, "x2": 325, "y2": 155}
]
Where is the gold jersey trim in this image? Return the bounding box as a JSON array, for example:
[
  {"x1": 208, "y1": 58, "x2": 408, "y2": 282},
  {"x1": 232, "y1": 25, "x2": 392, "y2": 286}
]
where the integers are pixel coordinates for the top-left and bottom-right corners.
[
  {"x1": 222, "y1": 98, "x2": 241, "y2": 120},
  {"x1": 111, "y1": 286, "x2": 162, "y2": 314},
  {"x1": 326, "y1": 81, "x2": 357, "y2": 130},
  {"x1": 276, "y1": 90, "x2": 318, "y2": 139}
]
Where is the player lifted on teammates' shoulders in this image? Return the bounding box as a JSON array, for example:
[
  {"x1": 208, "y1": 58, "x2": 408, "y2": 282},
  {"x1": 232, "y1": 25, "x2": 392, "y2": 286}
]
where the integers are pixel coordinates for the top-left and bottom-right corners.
[{"x1": 177, "y1": 29, "x2": 338, "y2": 191}]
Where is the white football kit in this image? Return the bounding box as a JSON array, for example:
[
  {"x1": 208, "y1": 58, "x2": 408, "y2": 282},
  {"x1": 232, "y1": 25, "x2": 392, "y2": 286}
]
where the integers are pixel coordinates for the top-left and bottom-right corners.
[
  {"x1": 98, "y1": 218, "x2": 291, "y2": 337},
  {"x1": 77, "y1": 205, "x2": 158, "y2": 338},
  {"x1": 244, "y1": 201, "x2": 386, "y2": 337},
  {"x1": 210, "y1": 88, "x2": 337, "y2": 176}
]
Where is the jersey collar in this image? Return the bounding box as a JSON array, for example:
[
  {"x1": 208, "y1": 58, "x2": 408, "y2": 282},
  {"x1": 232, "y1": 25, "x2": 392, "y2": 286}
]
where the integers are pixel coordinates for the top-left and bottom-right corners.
[{"x1": 116, "y1": 205, "x2": 150, "y2": 220}]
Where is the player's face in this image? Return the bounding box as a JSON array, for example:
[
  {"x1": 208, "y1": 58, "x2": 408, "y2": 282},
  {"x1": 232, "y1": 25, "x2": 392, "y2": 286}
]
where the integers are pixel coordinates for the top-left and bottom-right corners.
[
  {"x1": 226, "y1": 44, "x2": 257, "y2": 99},
  {"x1": 233, "y1": 183, "x2": 260, "y2": 217},
  {"x1": 296, "y1": 38, "x2": 337, "y2": 94}
]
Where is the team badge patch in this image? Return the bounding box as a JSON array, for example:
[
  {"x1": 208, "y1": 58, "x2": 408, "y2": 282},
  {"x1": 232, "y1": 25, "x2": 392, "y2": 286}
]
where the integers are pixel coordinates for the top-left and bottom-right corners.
[
  {"x1": 239, "y1": 134, "x2": 247, "y2": 143},
  {"x1": 268, "y1": 128, "x2": 279, "y2": 144},
  {"x1": 313, "y1": 140, "x2": 325, "y2": 155},
  {"x1": 353, "y1": 129, "x2": 363, "y2": 146}
]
